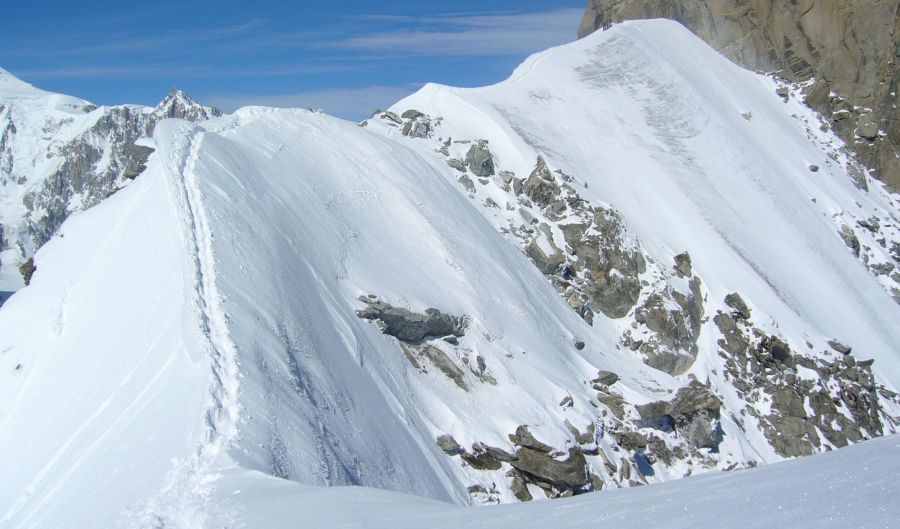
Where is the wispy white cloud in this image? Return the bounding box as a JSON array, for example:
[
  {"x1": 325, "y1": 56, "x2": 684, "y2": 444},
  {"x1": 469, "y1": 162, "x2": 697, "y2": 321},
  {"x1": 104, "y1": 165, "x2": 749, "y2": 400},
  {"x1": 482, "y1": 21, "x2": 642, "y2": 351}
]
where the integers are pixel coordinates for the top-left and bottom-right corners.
[
  {"x1": 324, "y1": 8, "x2": 584, "y2": 56},
  {"x1": 13, "y1": 63, "x2": 356, "y2": 80},
  {"x1": 5, "y1": 8, "x2": 583, "y2": 62},
  {"x1": 204, "y1": 85, "x2": 418, "y2": 120},
  {"x1": 3, "y1": 20, "x2": 270, "y2": 58}
]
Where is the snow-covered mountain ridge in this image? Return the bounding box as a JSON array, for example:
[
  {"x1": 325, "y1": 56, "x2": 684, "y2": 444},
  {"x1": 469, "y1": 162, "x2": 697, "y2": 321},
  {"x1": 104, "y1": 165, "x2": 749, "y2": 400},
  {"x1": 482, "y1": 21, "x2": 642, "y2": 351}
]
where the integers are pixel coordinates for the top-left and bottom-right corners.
[
  {"x1": 0, "y1": 68, "x2": 219, "y2": 295},
  {"x1": 0, "y1": 19, "x2": 899, "y2": 529}
]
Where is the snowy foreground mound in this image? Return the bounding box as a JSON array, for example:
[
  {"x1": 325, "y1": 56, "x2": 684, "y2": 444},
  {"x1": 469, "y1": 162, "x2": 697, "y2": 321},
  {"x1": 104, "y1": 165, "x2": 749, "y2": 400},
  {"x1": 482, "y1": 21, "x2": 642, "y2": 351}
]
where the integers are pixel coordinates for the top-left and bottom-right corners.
[
  {"x1": 209, "y1": 433, "x2": 900, "y2": 529},
  {"x1": 1, "y1": 20, "x2": 899, "y2": 529}
]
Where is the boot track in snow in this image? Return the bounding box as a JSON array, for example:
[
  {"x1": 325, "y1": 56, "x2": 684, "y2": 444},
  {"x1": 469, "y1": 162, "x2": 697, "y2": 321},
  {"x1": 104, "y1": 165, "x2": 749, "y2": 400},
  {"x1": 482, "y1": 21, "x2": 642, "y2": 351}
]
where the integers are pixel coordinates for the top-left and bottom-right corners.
[{"x1": 134, "y1": 125, "x2": 241, "y2": 528}]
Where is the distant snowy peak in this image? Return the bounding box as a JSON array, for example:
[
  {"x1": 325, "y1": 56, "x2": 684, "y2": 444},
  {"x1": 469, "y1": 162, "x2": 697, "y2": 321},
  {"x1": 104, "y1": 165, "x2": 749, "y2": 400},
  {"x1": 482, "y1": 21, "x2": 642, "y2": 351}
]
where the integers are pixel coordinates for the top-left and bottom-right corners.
[
  {"x1": 0, "y1": 67, "x2": 41, "y2": 96},
  {"x1": 0, "y1": 67, "x2": 93, "y2": 115},
  {"x1": 0, "y1": 67, "x2": 218, "y2": 119},
  {"x1": 151, "y1": 88, "x2": 222, "y2": 122},
  {"x1": 0, "y1": 67, "x2": 48, "y2": 96}
]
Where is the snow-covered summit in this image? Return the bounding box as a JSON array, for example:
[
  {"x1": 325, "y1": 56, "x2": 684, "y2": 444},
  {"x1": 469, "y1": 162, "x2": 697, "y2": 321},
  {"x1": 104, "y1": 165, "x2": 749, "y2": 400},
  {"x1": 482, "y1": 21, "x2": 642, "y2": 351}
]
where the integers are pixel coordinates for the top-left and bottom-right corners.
[
  {"x1": 0, "y1": 67, "x2": 41, "y2": 97},
  {"x1": 0, "y1": 66, "x2": 92, "y2": 113},
  {"x1": 0, "y1": 19, "x2": 899, "y2": 529}
]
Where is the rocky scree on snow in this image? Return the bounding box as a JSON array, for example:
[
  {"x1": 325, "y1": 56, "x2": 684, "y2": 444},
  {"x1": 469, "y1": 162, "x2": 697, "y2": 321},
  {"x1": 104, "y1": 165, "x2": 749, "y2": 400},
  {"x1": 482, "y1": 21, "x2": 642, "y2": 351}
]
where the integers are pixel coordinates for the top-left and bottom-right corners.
[{"x1": 713, "y1": 292, "x2": 900, "y2": 457}]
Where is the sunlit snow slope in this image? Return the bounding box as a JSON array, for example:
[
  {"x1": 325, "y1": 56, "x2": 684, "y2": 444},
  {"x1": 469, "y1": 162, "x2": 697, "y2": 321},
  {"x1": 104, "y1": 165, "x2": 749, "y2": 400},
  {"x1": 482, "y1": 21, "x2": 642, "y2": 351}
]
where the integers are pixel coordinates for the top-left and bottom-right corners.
[{"x1": 1, "y1": 19, "x2": 899, "y2": 529}]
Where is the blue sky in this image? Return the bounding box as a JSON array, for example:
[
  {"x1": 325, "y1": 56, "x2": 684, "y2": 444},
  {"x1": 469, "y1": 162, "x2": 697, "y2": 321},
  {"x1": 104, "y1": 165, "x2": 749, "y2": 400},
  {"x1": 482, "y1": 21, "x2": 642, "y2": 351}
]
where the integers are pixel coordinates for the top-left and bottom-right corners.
[{"x1": 2, "y1": 1, "x2": 585, "y2": 119}]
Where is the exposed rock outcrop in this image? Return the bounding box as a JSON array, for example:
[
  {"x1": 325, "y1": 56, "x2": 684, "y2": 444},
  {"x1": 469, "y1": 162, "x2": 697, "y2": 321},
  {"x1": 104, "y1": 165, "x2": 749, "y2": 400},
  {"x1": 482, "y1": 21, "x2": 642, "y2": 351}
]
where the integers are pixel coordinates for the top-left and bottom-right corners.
[
  {"x1": 523, "y1": 156, "x2": 560, "y2": 208},
  {"x1": 436, "y1": 434, "x2": 463, "y2": 455},
  {"x1": 510, "y1": 447, "x2": 589, "y2": 492},
  {"x1": 637, "y1": 380, "x2": 723, "y2": 450},
  {"x1": 559, "y1": 208, "x2": 646, "y2": 319},
  {"x1": 356, "y1": 296, "x2": 467, "y2": 344},
  {"x1": 466, "y1": 140, "x2": 496, "y2": 177},
  {"x1": 18, "y1": 257, "x2": 34, "y2": 286},
  {"x1": 628, "y1": 274, "x2": 703, "y2": 375},
  {"x1": 449, "y1": 425, "x2": 593, "y2": 500},
  {"x1": 579, "y1": 0, "x2": 900, "y2": 192},
  {"x1": 357, "y1": 296, "x2": 472, "y2": 389},
  {"x1": 400, "y1": 110, "x2": 435, "y2": 139}
]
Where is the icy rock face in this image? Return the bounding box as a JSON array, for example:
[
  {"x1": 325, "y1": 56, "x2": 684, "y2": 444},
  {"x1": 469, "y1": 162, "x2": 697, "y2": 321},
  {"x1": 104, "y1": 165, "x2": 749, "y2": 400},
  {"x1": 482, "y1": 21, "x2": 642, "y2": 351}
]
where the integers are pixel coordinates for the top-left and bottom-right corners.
[
  {"x1": 20, "y1": 105, "x2": 150, "y2": 248},
  {"x1": 578, "y1": 0, "x2": 900, "y2": 192},
  {"x1": 0, "y1": 73, "x2": 219, "y2": 282}
]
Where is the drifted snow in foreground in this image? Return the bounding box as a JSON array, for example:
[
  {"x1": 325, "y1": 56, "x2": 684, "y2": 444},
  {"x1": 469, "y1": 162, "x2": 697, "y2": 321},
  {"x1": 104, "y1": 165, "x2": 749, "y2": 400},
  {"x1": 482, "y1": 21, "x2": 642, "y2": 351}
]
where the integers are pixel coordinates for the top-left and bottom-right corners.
[
  {"x1": 0, "y1": 19, "x2": 898, "y2": 529},
  {"x1": 216, "y1": 432, "x2": 900, "y2": 529}
]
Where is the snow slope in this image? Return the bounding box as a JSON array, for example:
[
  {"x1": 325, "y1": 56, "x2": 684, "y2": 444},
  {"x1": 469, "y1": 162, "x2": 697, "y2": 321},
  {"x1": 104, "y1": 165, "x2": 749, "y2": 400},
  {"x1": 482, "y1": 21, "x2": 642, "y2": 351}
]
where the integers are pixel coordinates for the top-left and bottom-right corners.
[
  {"x1": 372, "y1": 19, "x2": 900, "y2": 464},
  {"x1": 175, "y1": 107, "x2": 656, "y2": 503},
  {"x1": 0, "y1": 19, "x2": 899, "y2": 529},
  {"x1": 0, "y1": 104, "x2": 662, "y2": 526}
]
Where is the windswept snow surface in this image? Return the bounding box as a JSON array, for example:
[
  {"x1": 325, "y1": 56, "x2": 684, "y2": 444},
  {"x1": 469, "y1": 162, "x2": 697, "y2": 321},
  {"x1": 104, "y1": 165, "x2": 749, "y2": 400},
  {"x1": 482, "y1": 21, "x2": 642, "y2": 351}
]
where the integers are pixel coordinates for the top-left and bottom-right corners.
[{"x1": 0, "y1": 19, "x2": 899, "y2": 529}]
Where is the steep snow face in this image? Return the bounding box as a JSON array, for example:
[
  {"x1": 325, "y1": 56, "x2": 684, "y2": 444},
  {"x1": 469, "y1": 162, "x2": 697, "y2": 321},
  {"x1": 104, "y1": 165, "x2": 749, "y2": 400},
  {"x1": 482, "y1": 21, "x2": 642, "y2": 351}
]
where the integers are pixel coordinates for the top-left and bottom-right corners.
[
  {"x1": 176, "y1": 107, "x2": 665, "y2": 504},
  {"x1": 0, "y1": 70, "x2": 218, "y2": 295}
]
